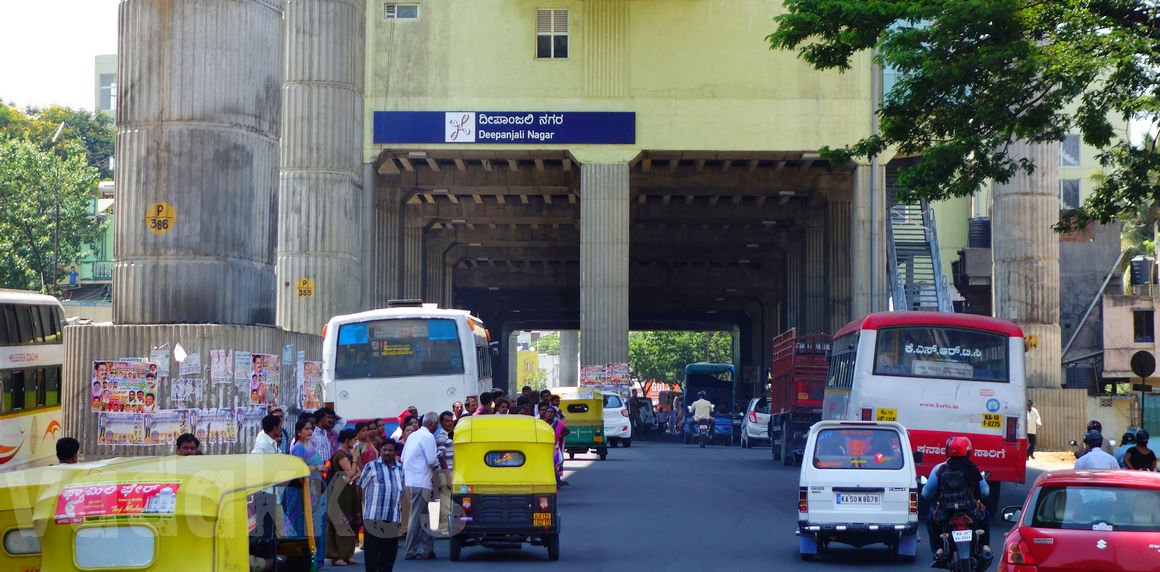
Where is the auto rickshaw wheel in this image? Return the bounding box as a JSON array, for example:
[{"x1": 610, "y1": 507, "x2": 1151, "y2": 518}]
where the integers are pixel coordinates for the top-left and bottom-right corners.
[
  {"x1": 569, "y1": 452, "x2": 575, "y2": 460},
  {"x1": 450, "y1": 535, "x2": 463, "y2": 561},
  {"x1": 546, "y1": 533, "x2": 560, "y2": 561},
  {"x1": 599, "y1": 448, "x2": 607, "y2": 460}
]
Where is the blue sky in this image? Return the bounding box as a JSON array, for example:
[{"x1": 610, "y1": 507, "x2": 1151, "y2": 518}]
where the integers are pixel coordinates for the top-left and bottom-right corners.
[{"x1": 1, "y1": 0, "x2": 119, "y2": 111}]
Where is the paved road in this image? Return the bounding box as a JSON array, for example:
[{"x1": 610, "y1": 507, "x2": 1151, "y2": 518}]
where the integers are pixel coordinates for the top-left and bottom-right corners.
[{"x1": 324, "y1": 437, "x2": 1039, "y2": 571}]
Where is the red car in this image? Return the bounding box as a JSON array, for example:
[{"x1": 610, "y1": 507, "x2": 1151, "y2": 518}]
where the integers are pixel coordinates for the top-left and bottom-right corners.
[{"x1": 998, "y1": 469, "x2": 1160, "y2": 571}]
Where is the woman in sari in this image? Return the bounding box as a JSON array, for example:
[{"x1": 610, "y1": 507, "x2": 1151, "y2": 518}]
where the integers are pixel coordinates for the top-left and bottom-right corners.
[
  {"x1": 354, "y1": 422, "x2": 379, "y2": 466},
  {"x1": 326, "y1": 428, "x2": 361, "y2": 566},
  {"x1": 286, "y1": 417, "x2": 326, "y2": 558},
  {"x1": 540, "y1": 407, "x2": 570, "y2": 486}
]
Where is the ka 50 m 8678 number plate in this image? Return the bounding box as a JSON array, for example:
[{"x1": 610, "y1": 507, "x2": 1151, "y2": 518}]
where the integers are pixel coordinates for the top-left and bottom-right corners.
[{"x1": 835, "y1": 493, "x2": 880, "y2": 505}]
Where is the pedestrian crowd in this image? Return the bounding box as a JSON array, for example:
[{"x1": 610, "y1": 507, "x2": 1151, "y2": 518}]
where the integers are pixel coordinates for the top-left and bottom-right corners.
[{"x1": 232, "y1": 385, "x2": 573, "y2": 570}]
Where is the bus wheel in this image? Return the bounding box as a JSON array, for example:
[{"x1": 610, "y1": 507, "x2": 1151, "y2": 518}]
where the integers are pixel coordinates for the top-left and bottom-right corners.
[{"x1": 568, "y1": 452, "x2": 575, "y2": 460}]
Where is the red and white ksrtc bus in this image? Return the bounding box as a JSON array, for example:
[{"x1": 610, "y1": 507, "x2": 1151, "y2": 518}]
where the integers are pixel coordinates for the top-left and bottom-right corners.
[{"x1": 823, "y1": 312, "x2": 1028, "y2": 496}]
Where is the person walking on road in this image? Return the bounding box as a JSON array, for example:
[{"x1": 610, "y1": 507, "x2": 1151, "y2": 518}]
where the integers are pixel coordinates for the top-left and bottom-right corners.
[
  {"x1": 362, "y1": 439, "x2": 405, "y2": 572},
  {"x1": 401, "y1": 412, "x2": 440, "y2": 560},
  {"x1": 1026, "y1": 400, "x2": 1042, "y2": 460},
  {"x1": 327, "y1": 428, "x2": 362, "y2": 566}
]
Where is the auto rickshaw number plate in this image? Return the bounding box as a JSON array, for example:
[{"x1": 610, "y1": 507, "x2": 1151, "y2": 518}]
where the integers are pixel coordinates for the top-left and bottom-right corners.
[{"x1": 533, "y1": 512, "x2": 552, "y2": 527}]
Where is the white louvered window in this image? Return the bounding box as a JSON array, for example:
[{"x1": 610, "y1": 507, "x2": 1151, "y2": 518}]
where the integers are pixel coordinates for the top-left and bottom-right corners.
[
  {"x1": 536, "y1": 9, "x2": 569, "y2": 59},
  {"x1": 1060, "y1": 179, "x2": 1080, "y2": 211},
  {"x1": 385, "y1": 3, "x2": 419, "y2": 20},
  {"x1": 1060, "y1": 134, "x2": 1080, "y2": 167}
]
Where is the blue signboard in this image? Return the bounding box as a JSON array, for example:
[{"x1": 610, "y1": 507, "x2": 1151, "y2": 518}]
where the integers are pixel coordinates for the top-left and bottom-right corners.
[{"x1": 373, "y1": 111, "x2": 635, "y2": 145}]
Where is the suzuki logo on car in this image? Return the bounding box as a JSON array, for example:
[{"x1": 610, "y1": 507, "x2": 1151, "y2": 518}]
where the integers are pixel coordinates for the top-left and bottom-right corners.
[{"x1": 1096, "y1": 539, "x2": 1107, "y2": 550}]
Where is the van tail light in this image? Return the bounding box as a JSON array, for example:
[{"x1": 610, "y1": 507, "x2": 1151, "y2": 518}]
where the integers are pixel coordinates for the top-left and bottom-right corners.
[
  {"x1": 909, "y1": 490, "x2": 918, "y2": 515},
  {"x1": 1005, "y1": 530, "x2": 1036, "y2": 565},
  {"x1": 1005, "y1": 417, "x2": 1019, "y2": 442},
  {"x1": 749, "y1": 411, "x2": 758, "y2": 423},
  {"x1": 621, "y1": 409, "x2": 630, "y2": 417},
  {"x1": 798, "y1": 487, "x2": 808, "y2": 514},
  {"x1": 861, "y1": 408, "x2": 873, "y2": 421}
]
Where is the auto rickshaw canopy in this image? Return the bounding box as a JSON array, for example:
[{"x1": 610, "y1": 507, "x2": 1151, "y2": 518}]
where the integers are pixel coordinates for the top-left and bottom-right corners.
[
  {"x1": 554, "y1": 387, "x2": 604, "y2": 420},
  {"x1": 453, "y1": 415, "x2": 557, "y2": 489}
]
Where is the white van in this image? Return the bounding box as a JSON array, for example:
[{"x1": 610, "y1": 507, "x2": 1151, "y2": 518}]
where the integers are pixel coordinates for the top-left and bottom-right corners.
[{"x1": 797, "y1": 421, "x2": 920, "y2": 562}]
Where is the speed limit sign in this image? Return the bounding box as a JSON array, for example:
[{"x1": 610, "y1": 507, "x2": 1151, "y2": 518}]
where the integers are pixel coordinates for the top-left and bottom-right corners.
[{"x1": 146, "y1": 202, "x2": 176, "y2": 235}]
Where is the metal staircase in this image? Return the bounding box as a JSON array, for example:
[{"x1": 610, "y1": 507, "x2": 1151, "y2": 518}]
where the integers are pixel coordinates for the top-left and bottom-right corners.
[{"x1": 885, "y1": 168, "x2": 953, "y2": 312}]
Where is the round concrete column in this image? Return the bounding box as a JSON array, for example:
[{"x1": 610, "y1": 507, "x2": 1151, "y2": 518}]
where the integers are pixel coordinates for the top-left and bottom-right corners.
[
  {"x1": 114, "y1": 0, "x2": 282, "y2": 324},
  {"x1": 993, "y1": 141, "x2": 1061, "y2": 388},
  {"x1": 276, "y1": 0, "x2": 367, "y2": 334}
]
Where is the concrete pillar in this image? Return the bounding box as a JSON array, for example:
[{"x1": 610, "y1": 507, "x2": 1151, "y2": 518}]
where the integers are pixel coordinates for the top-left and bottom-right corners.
[
  {"x1": 784, "y1": 236, "x2": 803, "y2": 329},
  {"x1": 559, "y1": 330, "x2": 579, "y2": 386},
  {"x1": 803, "y1": 225, "x2": 826, "y2": 333},
  {"x1": 114, "y1": 0, "x2": 282, "y2": 324},
  {"x1": 424, "y1": 237, "x2": 442, "y2": 304},
  {"x1": 828, "y1": 197, "x2": 852, "y2": 332},
  {"x1": 851, "y1": 165, "x2": 886, "y2": 318},
  {"x1": 507, "y1": 331, "x2": 519, "y2": 391},
  {"x1": 276, "y1": 0, "x2": 366, "y2": 333},
  {"x1": 402, "y1": 212, "x2": 424, "y2": 299},
  {"x1": 993, "y1": 141, "x2": 1061, "y2": 388},
  {"x1": 370, "y1": 186, "x2": 401, "y2": 307},
  {"x1": 580, "y1": 163, "x2": 630, "y2": 365}
]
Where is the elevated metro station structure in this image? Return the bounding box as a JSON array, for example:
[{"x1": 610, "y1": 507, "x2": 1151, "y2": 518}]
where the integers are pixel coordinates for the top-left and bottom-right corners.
[{"x1": 91, "y1": 0, "x2": 1064, "y2": 401}]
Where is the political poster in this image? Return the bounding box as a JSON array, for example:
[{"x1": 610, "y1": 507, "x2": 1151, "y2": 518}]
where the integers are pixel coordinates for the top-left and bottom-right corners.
[
  {"x1": 144, "y1": 409, "x2": 192, "y2": 446},
  {"x1": 193, "y1": 408, "x2": 238, "y2": 444},
  {"x1": 170, "y1": 378, "x2": 204, "y2": 408},
  {"x1": 209, "y1": 349, "x2": 233, "y2": 384},
  {"x1": 248, "y1": 353, "x2": 280, "y2": 405},
  {"x1": 299, "y1": 360, "x2": 323, "y2": 410},
  {"x1": 91, "y1": 361, "x2": 159, "y2": 413},
  {"x1": 178, "y1": 352, "x2": 201, "y2": 377},
  {"x1": 238, "y1": 405, "x2": 267, "y2": 432},
  {"x1": 97, "y1": 412, "x2": 146, "y2": 446},
  {"x1": 149, "y1": 347, "x2": 170, "y2": 378},
  {"x1": 233, "y1": 351, "x2": 252, "y2": 384}
]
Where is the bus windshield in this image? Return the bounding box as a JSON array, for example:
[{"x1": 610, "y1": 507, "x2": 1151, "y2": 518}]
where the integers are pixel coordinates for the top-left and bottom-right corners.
[
  {"x1": 873, "y1": 326, "x2": 1009, "y2": 383},
  {"x1": 334, "y1": 318, "x2": 464, "y2": 379}
]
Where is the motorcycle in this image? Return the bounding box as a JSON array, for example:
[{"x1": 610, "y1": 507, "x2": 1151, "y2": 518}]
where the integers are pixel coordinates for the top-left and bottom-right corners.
[
  {"x1": 697, "y1": 419, "x2": 711, "y2": 448},
  {"x1": 938, "y1": 510, "x2": 990, "y2": 572}
]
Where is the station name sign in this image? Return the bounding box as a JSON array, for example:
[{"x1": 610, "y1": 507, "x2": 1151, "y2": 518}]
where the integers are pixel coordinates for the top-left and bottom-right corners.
[{"x1": 373, "y1": 111, "x2": 635, "y2": 144}]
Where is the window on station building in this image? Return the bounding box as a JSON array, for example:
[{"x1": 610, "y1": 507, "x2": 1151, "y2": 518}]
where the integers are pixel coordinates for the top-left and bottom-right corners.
[
  {"x1": 1060, "y1": 134, "x2": 1080, "y2": 167},
  {"x1": 98, "y1": 73, "x2": 116, "y2": 113},
  {"x1": 536, "y1": 9, "x2": 569, "y2": 59},
  {"x1": 384, "y1": 3, "x2": 419, "y2": 20},
  {"x1": 1060, "y1": 179, "x2": 1080, "y2": 211},
  {"x1": 1134, "y1": 310, "x2": 1154, "y2": 343}
]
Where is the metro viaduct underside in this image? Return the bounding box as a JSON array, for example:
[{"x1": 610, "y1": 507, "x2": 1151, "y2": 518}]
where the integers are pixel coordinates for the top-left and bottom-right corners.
[{"x1": 367, "y1": 150, "x2": 864, "y2": 393}]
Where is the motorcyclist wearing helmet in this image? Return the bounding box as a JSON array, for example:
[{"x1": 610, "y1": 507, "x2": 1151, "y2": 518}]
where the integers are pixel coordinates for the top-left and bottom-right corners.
[
  {"x1": 1124, "y1": 430, "x2": 1157, "y2": 471},
  {"x1": 687, "y1": 390, "x2": 715, "y2": 436},
  {"x1": 1114, "y1": 431, "x2": 1137, "y2": 468},
  {"x1": 921, "y1": 436, "x2": 991, "y2": 567},
  {"x1": 1074, "y1": 430, "x2": 1119, "y2": 469},
  {"x1": 1074, "y1": 420, "x2": 1110, "y2": 459}
]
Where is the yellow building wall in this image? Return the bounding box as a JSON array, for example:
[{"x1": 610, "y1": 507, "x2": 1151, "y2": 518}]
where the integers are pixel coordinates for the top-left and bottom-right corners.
[
  {"x1": 516, "y1": 350, "x2": 540, "y2": 388},
  {"x1": 364, "y1": 0, "x2": 873, "y2": 160}
]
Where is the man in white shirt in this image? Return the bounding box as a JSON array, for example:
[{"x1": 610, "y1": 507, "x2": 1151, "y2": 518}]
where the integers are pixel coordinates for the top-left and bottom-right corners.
[
  {"x1": 1026, "y1": 400, "x2": 1043, "y2": 460},
  {"x1": 401, "y1": 411, "x2": 440, "y2": 560},
  {"x1": 1074, "y1": 430, "x2": 1120, "y2": 470},
  {"x1": 251, "y1": 415, "x2": 282, "y2": 455}
]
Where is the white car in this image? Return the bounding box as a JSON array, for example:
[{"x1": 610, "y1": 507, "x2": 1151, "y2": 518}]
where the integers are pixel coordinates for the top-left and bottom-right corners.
[
  {"x1": 603, "y1": 392, "x2": 632, "y2": 447},
  {"x1": 740, "y1": 397, "x2": 772, "y2": 449},
  {"x1": 797, "y1": 421, "x2": 920, "y2": 562}
]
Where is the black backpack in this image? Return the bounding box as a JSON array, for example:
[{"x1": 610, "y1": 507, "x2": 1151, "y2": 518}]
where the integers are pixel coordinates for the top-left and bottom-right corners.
[{"x1": 936, "y1": 463, "x2": 975, "y2": 510}]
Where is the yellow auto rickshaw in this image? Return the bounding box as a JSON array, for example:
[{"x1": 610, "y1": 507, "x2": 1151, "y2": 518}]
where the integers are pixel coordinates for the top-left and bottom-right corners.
[
  {"x1": 0, "y1": 458, "x2": 147, "y2": 572},
  {"x1": 450, "y1": 414, "x2": 560, "y2": 561},
  {"x1": 556, "y1": 387, "x2": 607, "y2": 460},
  {"x1": 32, "y1": 454, "x2": 315, "y2": 571}
]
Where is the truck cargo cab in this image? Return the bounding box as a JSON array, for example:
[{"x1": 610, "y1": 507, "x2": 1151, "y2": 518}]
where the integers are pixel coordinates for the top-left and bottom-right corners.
[{"x1": 797, "y1": 421, "x2": 920, "y2": 562}]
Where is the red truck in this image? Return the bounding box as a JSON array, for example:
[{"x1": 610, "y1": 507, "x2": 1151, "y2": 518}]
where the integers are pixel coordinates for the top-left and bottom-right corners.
[{"x1": 768, "y1": 328, "x2": 830, "y2": 466}]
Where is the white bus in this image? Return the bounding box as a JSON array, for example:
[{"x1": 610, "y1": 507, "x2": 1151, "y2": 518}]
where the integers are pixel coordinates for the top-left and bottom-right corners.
[
  {"x1": 322, "y1": 302, "x2": 493, "y2": 430},
  {"x1": 0, "y1": 290, "x2": 65, "y2": 472},
  {"x1": 823, "y1": 312, "x2": 1028, "y2": 499}
]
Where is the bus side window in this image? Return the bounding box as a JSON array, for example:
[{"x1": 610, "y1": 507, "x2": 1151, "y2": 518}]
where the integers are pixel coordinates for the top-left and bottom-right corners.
[
  {"x1": 38, "y1": 306, "x2": 59, "y2": 342},
  {"x1": 13, "y1": 306, "x2": 37, "y2": 344},
  {"x1": 0, "y1": 304, "x2": 17, "y2": 345},
  {"x1": 27, "y1": 368, "x2": 41, "y2": 409},
  {"x1": 44, "y1": 366, "x2": 61, "y2": 407},
  {"x1": 1, "y1": 370, "x2": 25, "y2": 413}
]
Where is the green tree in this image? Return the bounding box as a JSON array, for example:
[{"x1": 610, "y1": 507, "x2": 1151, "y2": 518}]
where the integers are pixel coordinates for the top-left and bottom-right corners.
[
  {"x1": 767, "y1": 1, "x2": 1160, "y2": 230},
  {"x1": 0, "y1": 137, "x2": 103, "y2": 293},
  {"x1": 535, "y1": 332, "x2": 560, "y2": 356},
  {"x1": 1, "y1": 103, "x2": 115, "y2": 179},
  {"x1": 628, "y1": 331, "x2": 732, "y2": 385}
]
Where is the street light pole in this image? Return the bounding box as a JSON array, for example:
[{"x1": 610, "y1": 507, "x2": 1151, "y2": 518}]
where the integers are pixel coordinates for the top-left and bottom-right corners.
[{"x1": 50, "y1": 122, "x2": 65, "y2": 296}]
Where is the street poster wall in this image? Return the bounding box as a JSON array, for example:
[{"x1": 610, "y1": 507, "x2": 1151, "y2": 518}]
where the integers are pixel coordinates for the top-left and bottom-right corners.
[
  {"x1": 298, "y1": 359, "x2": 323, "y2": 410},
  {"x1": 90, "y1": 361, "x2": 158, "y2": 413},
  {"x1": 248, "y1": 353, "x2": 279, "y2": 405}
]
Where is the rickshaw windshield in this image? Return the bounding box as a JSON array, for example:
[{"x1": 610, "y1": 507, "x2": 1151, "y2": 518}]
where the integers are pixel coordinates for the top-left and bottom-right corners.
[{"x1": 248, "y1": 477, "x2": 313, "y2": 570}]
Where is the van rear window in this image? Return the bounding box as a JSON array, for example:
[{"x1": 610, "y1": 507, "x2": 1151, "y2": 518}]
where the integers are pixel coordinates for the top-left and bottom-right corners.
[{"x1": 812, "y1": 428, "x2": 904, "y2": 470}]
